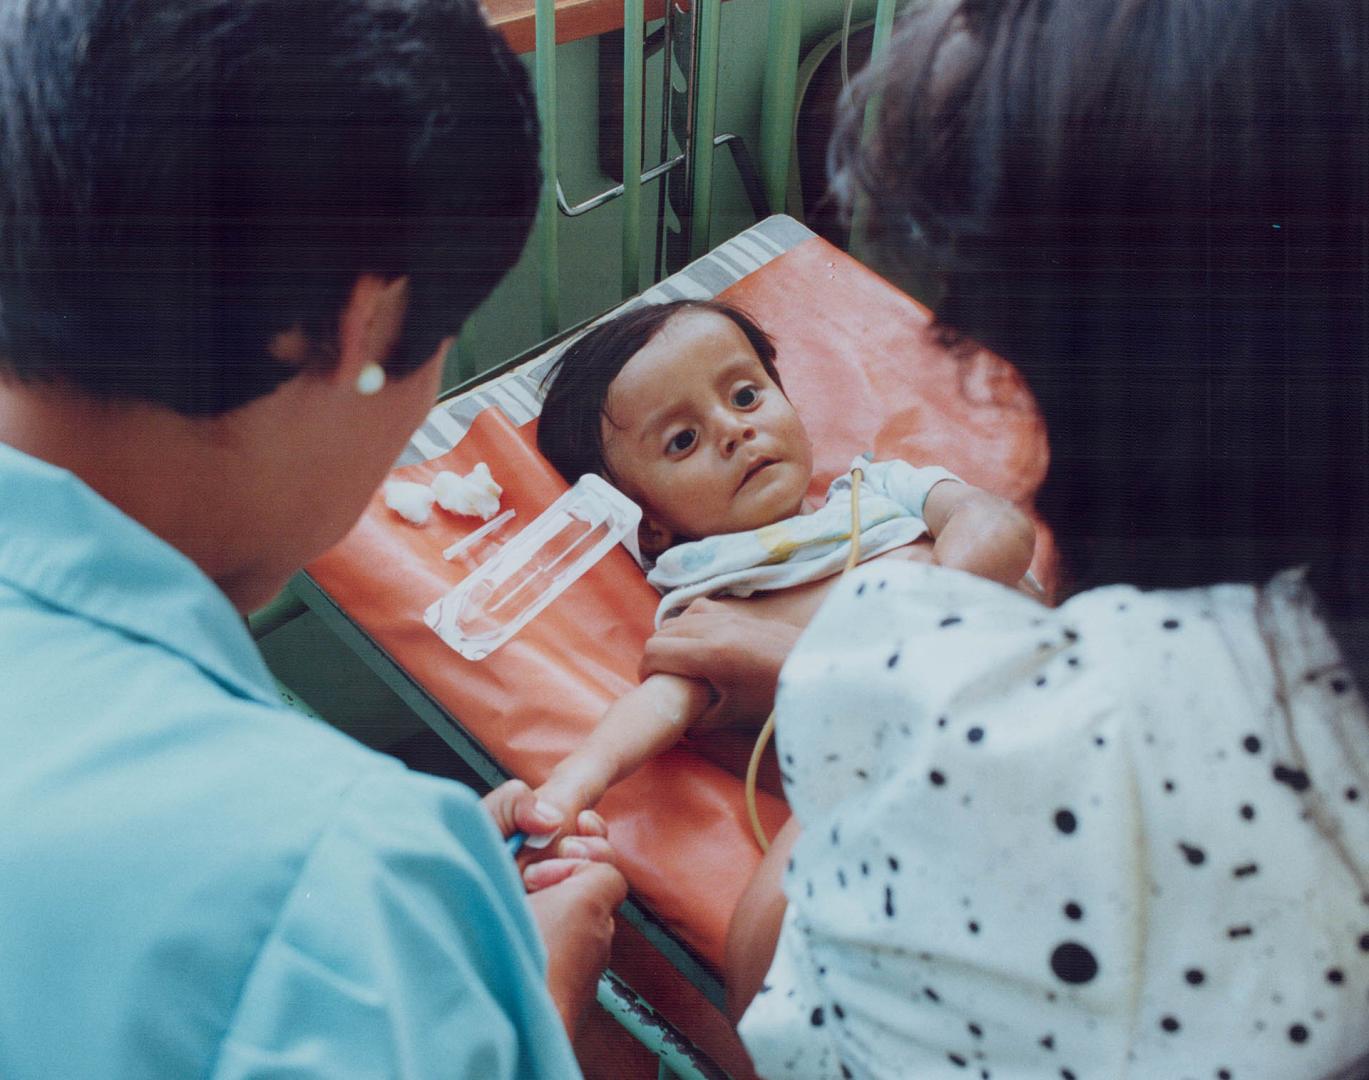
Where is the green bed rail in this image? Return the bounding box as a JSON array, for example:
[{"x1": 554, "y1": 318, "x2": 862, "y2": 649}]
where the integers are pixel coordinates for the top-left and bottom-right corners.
[
  {"x1": 622, "y1": 0, "x2": 645, "y2": 295},
  {"x1": 530, "y1": 0, "x2": 793, "y2": 332},
  {"x1": 758, "y1": 1, "x2": 800, "y2": 219},
  {"x1": 535, "y1": 0, "x2": 560, "y2": 338},
  {"x1": 848, "y1": 0, "x2": 899, "y2": 253}
]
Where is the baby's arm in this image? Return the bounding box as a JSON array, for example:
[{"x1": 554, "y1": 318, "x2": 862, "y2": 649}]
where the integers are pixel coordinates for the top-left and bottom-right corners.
[
  {"x1": 535, "y1": 673, "x2": 713, "y2": 824},
  {"x1": 921, "y1": 479, "x2": 1036, "y2": 587}
]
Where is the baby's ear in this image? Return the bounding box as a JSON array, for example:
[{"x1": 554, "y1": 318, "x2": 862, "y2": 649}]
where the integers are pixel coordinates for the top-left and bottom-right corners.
[{"x1": 637, "y1": 515, "x2": 675, "y2": 560}]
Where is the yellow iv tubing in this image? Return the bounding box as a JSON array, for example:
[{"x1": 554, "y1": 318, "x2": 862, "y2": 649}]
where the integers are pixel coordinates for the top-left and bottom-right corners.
[{"x1": 744, "y1": 467, "x2": 864, "y2": 852}]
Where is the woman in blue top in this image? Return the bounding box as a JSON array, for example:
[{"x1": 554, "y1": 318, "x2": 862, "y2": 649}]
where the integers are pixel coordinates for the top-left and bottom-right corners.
[{"x1": 0, "y1": 2, "x2": 624, "y2": 1077}]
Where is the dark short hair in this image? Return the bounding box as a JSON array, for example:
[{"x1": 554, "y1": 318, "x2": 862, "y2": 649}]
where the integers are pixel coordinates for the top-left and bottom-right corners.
[
  {"x1": 832, "y1": 0, "x2": 1369, "y2": 603},
  {"x1": 536, "y1": 299, "x2": 780, "y2": 485},
  {"x1": 0, "y1": 0, "x2": 539, "y2": 415}
]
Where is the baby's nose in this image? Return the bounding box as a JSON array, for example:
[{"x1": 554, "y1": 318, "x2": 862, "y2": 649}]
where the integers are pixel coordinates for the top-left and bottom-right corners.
[{"x1": 722, "y1": 422, "x2": 757, "y2": 454}]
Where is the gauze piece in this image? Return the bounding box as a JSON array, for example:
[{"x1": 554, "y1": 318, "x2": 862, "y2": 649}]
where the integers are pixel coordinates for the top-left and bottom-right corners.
[
  {"x1": 433, "y1": 462, "x2": 503, "y2": 521},
  {"x1": 383, "y1": 480, "x2": 436, "y2": 525}
]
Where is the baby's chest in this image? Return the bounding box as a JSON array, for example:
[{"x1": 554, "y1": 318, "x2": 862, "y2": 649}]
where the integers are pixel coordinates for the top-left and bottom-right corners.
[{"x1": 719, "y1": 539, "x2": 935, "y2": 629}]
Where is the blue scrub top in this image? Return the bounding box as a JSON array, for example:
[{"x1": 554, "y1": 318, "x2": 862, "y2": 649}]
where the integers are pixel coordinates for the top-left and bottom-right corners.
[{"x1": 0, "y1": 444, "x2": 582, "y2": 1079}]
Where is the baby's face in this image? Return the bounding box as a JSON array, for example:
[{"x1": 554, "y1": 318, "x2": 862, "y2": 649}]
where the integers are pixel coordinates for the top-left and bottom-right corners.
[{"x1": 600, "y1": 309, "x2": 813, "y2": 543}]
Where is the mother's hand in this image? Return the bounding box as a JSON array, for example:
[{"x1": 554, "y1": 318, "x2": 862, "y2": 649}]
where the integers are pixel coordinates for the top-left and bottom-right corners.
[{"x1": 639, "y1": 598, "x2": 801, "y2": 728}]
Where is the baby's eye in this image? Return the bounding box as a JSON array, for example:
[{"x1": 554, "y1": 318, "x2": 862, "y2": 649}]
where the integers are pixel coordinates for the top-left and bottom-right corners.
[
  {"x1": 732, "y1": 385, "x2": 761, "y2": 408},
  {"x1": 666, "y1": 429, "x2": 696, "y2": 454}
]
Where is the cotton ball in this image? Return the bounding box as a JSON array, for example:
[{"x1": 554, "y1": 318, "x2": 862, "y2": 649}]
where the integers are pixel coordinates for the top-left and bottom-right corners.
[
  {"x1": 466, "y1": 462, "x2": 502, "y2": 510},
  {"x1": 384, "y1": 479, "x2": 436, "y2": 525},
  {"x1": 432, "y1": 462, "x2": 503, "y2": 521}
]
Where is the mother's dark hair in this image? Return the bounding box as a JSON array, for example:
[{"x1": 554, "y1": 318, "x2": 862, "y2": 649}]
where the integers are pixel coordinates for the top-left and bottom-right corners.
[
  {"x1": 832, "y1": 0, "x2": 1368, "y2": 608},
  {"x1": 0, "y1": 0, "x2": 539, "y2": 415}
]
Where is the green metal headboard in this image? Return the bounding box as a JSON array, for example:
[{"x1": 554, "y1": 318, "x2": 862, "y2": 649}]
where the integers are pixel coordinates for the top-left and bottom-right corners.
[{"x1": 524, "y1": 0, "x2": 902, "y2": 338}]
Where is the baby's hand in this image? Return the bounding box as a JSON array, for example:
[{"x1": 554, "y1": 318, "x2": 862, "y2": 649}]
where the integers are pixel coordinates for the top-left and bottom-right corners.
[{"x1": 529, "y1": 755, "x2": 612, "y2": 850}]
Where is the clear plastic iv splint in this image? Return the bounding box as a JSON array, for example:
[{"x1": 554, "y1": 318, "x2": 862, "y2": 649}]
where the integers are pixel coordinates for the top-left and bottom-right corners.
[{"x1": 424, "y1": 474, "x2": 642, "y2": 661}]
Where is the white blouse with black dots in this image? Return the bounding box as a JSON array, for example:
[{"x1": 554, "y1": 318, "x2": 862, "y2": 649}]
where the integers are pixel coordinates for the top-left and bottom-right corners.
[{"x1": 739, "y1": 563, "x2": 1369, "y2": 1080}]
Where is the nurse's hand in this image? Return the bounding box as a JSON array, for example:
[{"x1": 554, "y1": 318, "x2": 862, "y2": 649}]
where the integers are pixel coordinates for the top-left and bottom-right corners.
[
  {"x1": 482, "y1": 779, "x2": 618, "y2": 888},
  {"x1": 527, "y1": 859, "x2": 628, "y2": 1035},
  {"x1": 639, "y1": 598, "x2": 801, "y2": 727},
  {"x1": 519, "y1": 807, "x2": 618, "y2": 893},
  {"x1": 482, "y1": 777, "x2": 566, "y2": 847}
]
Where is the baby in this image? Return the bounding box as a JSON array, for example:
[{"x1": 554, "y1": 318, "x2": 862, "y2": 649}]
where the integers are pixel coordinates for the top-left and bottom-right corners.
[{"x1": 532, "y1": 298, "x2": 1036, "y2": 819}]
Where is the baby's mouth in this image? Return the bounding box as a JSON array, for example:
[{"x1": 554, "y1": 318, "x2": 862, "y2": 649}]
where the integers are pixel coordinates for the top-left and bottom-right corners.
[{"x1": 739, "y1": 458, "x2": 776, "y2": 489}]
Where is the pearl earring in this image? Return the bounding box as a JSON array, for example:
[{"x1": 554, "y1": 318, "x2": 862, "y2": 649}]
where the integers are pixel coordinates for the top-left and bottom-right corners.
[{"x1": 355, "y1": 363, "x2": 386, "y2": 396}]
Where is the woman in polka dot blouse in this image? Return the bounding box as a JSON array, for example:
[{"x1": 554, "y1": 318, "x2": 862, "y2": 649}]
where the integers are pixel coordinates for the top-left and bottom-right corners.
[{"x1": 643, "y1": 2, "x2": 1369, "y2": 1077}]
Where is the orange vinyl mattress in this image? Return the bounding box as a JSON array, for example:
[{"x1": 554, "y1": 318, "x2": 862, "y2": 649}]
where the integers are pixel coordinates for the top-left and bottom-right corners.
[{"x1": 308, "y1": 233, "x2": 1053, "y2": 988}]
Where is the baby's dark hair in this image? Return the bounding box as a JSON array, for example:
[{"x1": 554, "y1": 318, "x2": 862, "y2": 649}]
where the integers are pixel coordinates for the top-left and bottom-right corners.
[{"x1": 537, "y1": 299, "x2": 780, "y2": 484}]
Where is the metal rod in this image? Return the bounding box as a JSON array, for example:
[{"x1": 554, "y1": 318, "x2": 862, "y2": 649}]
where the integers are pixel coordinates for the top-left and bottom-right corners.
[
  {"x1": 247, "y1": 585, "x2": 307, "y2": 640},
  {"x1": 759, "y1": 0, "x2": 801, "y2": 217},
  {"x1": 272, "y1": 677, "x2": 325, "y2": 723},
  {"x1": 452, "y1": 332, "x2": 478, "y2": 386},
  {"x1": 534, "y1": 0, "x2": 559, "y2": 336},
  {"x1": 670, "y1": 0, "x2": 701, "y2": 272},
  {"x1": 622, "y1": 0, "x2": 645, "y2": 296},
  {"x1": 850, "y1": 0, "x2": 899, "y2": 255},
  {"x1": 558, "y1": 158, "x2": 680, "y2": 218},
  {"x1": 719, "y1": 129, "x2": 770, "y2": 222},
  {"x1": 556, "y1": 132, "x2": 744, "y2": 219},
  {"x1": 688, "y1": 0, "x2": 723, "y2": 260},
  {"x1": 595, "y1": 969, "x2": 733, "y2": 1080},
  {"x1": 653, "y1": 0, "x2": 676, "y2": 279},
  {"x1": 870, "y1": 0, "x2": 898, "y2": 65}
]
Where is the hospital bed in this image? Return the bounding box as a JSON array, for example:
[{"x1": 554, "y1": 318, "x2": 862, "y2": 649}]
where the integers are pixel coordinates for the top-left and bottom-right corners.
[{"x1": 296, "y1": 214, "x2": 1054, "y2": 1077}]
